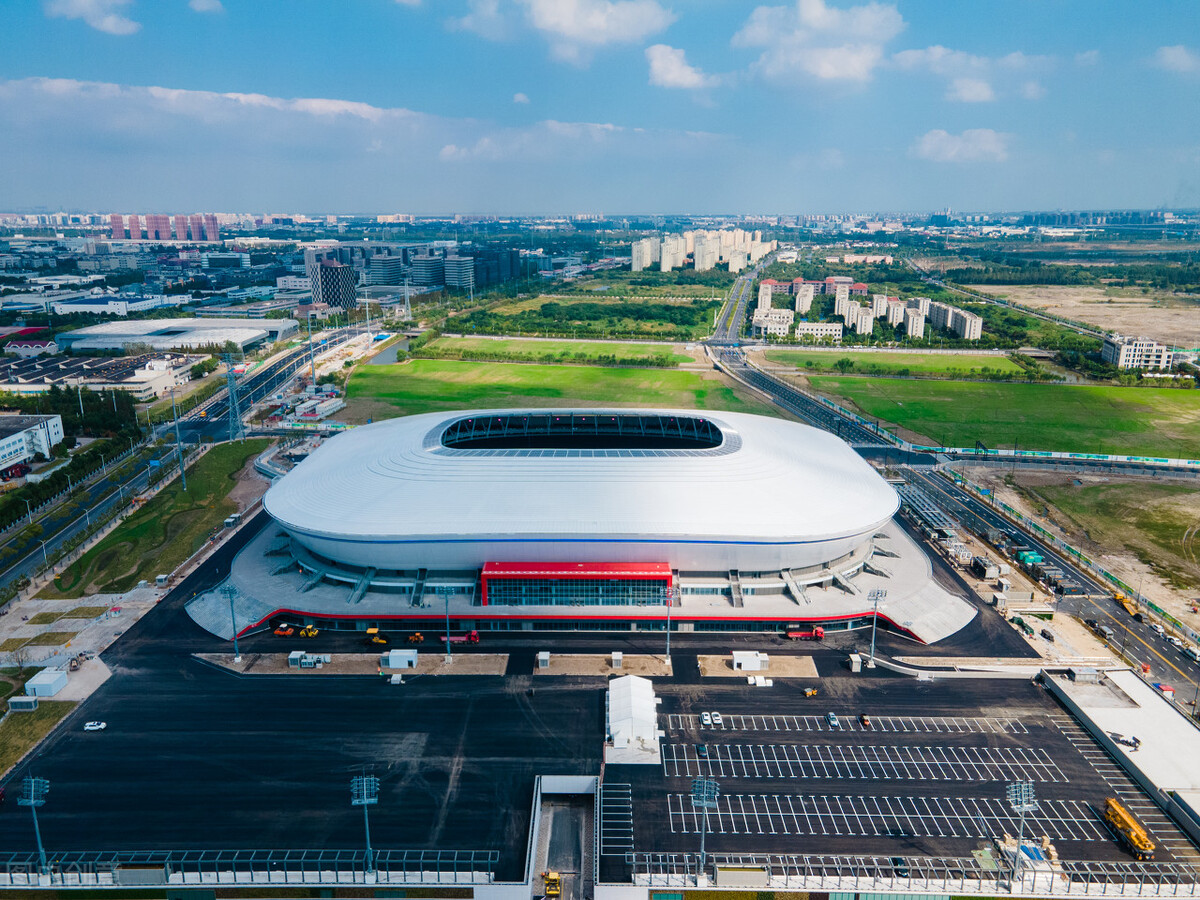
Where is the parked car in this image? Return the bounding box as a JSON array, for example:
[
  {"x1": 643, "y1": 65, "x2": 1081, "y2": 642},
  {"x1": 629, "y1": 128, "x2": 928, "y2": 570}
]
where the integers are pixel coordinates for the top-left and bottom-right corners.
[
  {"x1": 859, "y1": 714, "x2": 872, "y2": 728},
  {"x1": 826, "y1": 712, "x2": 841, "y2": 729},
  {"x1": 83, "y1": 721, "x2": 106, "y2": 732},
  {"x1": 711, "y1": 712, "x2": 723, "y2": 728},
  {"x1": 891, "y1": 857, "x2": 910, "y2": 878},
  {"x1": 697, "y1": 744, "x2": 708, "y2": 758},
  {"x1": 1040, "y1": 628, "x2": 1055, "y2": 642},
  {"x1": 700, "y1": 712, "x2": 712, "y2": 727}
]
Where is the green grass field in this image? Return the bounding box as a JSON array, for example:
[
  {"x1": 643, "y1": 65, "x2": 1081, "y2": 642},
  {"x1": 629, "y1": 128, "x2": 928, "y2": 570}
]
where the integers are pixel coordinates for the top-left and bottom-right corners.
[
  {"x1": 807, "y1": 377, "x2": 1200, "y2": 456},
  {"x1": 428, "y1": 336, "x2": 693, "y2": 364},
  {"x1": 43, "y1": 439, "x2": 270, "y2": 598},
  {"x1": 347, "y1": 359, "x2": 779, "y2": 418},
  {"x1": 0, "y1": 700, "x2": 75, "y2": 777},
  {"x1": 764, "y1": 349, "x2": 1024, "y2": 378}
]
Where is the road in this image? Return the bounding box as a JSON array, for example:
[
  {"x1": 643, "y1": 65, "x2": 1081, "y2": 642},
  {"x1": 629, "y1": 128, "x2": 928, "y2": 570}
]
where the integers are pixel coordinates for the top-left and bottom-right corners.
[{"x1": 711, "y1": 272, "x2": 756, "y2": 343}]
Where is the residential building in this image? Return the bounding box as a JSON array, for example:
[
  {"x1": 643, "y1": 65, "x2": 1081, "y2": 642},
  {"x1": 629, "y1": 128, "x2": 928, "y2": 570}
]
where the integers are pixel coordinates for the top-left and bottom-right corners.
[
  {"x1": 175, "y1": 214, "x2": 190, "y2": 241},
  {"x1": 833, "y1": 284, "x2": 851, "y2": 318},
  {"x1": 903, "y1": 307, "x2": 925, "y2": 338},
  {"x1": 276, "y1": 275, "x2": 311, "y2": 291},
  {"x1": 886, "y1": 300, "x2": 906, "y2": 327},
  {"x1": 145, "y1": 214, "x2": 172, "y2": 241},
  {"x1": 794, "y1": 322, "x2": 843, "y2": 342},
  {"x1": 189, "y1": 215, "x2": 205, "y2": 244},
  {"x1": 1101, "y1": 334, "x2": 1176, "y2": 370},
  {"x1": 630, "y1": 237, "x2": 657, "y2": 272},
  {"x1": 109, "y1": 214, "x2": 124, "y2": 241},
  {"x1": 203, "y1": 214, "x2": 220, "y2": 242},
  {"x1": 927, "y1": 302, "x2": 982, "y2": 341},
  {"x1": 794, "y1": 283, "x2": 814, "y2": 314},
  {"x1": 127, "y1": 214, "x2": 142, "y2": 240},
  {"x1": 0, "y1": 414, "x2": 64, "y2": 470}
]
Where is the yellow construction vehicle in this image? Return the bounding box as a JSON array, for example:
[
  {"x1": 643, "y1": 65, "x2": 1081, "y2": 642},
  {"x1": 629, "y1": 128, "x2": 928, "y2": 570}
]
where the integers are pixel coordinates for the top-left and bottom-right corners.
[
  {"x1": 541, "y1": 871, "x2": 561, "y2": 898},
  {"x1": 1103, "y1": 797, "x2": 1155, "y2": 860},
  {"x1": 365, "y1": 627, "x2": 388, "y2": 646},
  {"x1": 299, "y1": 625, "x2": 319, "y2": 638},
  {"x1": 408, "y1": 632, "x2": 425, "y2": 644}
]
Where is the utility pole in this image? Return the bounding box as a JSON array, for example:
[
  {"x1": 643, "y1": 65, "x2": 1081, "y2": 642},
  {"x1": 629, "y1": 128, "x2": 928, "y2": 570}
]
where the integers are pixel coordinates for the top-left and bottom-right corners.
[{"x1": 169, "y1": 387, "x2": 187, "y2": 492}]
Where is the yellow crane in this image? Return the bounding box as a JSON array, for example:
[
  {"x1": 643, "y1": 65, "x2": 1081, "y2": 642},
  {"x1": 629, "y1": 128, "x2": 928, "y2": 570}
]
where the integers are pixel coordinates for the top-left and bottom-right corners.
[{"x1": 1104, "y1": 798, "x2": 1155, "y2": 860}]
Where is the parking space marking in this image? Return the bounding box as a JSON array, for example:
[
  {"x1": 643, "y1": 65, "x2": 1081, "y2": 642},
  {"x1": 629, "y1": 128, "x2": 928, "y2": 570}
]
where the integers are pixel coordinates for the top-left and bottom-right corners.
[
  {"x1": 666, "y1": 792, "x2": 1106, "y2": 841},
  {"x1": 663, "y1": 742, "x2": 1067, "y2": 782},
  {"x1": 669, "y1": 713, "x2": 1029, "y2": 734},
  {"x1": 600, "y1": 783, "x2": 634, "y2": 855}
]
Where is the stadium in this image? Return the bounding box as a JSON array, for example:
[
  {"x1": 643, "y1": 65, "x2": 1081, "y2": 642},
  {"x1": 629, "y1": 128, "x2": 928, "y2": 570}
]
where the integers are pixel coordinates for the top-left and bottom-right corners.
[{"x1": 189, "y1": 409, "x2": 976, "y2": 642}]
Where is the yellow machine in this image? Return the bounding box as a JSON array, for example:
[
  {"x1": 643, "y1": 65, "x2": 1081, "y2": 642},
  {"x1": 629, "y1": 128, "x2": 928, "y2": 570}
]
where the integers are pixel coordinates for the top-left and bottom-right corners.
[
  {"x1": 541, "y1": 871, "x2": 561, "y2": 898},
  {"x1": 1119, "y1": 598, "x2": 1140, "y2": 618},
  {"x1": 804, "y1": 688, "x2": 818, "y2": 697},
  {"x1": 366, "y1": 627, "x2": 388, "y2": 645},
  {"x1": 408, "y1": 633, "x2": 425, "y2": 644},
  {"x1": 1104, "y1": 798, "x2": 1155, "y2": 860},
  {"x1": 299, "y1": 625, "x2": 319, "y2": 638}
]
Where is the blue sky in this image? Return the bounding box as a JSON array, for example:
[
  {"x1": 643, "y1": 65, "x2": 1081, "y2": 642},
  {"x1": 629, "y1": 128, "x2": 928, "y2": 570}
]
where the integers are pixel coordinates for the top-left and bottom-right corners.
[{"x1": 1, "y1": 0, "x2": 1198, "y2": 215}]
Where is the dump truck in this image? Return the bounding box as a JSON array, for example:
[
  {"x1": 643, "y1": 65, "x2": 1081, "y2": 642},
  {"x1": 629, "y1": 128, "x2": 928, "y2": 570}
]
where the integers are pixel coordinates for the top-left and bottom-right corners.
[
  {"x1": 541, "y1": 871, "x2": 561, "y2": 898},
  {"x1": 1104, "y1": 797, "x2": 1155, "y2": 861},
  {"x1": 441, "y1": 630, "x2": 480, "y2": 644},
  {"x1": 785, "y1": 627, "x2": 825, "y2": 641}
]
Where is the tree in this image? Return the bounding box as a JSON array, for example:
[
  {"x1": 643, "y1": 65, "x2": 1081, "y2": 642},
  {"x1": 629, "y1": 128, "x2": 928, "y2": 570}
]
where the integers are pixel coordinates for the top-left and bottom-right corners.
[{"x1": 834, "y1": 357, "x2": 856, "y2": 373}]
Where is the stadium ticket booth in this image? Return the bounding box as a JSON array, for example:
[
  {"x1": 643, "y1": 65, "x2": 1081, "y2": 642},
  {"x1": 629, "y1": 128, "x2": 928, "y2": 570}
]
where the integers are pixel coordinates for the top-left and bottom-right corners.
[{"x1": 479, "y1": 562, "x2": 672, "y2": 606}]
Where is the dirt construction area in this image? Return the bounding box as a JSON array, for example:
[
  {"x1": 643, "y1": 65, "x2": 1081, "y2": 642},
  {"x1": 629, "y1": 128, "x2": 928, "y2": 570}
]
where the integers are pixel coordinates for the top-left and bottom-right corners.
[
  {"x1": 957, "y1": 465, "x2": 1200, "y2": 630},
  {"x1": 533, "y1": 653, "x2": 672, "y2": 677},
  {"x1": 697, "y1": 654, "x2": 818, "y2": 678},
  {"x1": 197, "y1": 652, "x2": 509, "y2": 677},
  {"x1": 968, "y1": 284, "x2": 1200, "y2": 347}
]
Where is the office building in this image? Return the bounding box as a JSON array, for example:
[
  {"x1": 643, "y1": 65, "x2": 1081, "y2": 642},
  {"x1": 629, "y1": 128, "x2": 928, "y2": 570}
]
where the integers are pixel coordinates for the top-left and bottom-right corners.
[
  {"x1": 312, "y1": 260, "x2": 358, "y2": 310},
  {"x1": 367, "y1": 256, "x2": 406, "y2": 286},
  {"x1": 1101, "y1": 335, "x2": 1176, "y2": 370},
  {"x1": 444, "y1": 255, "x2": 476, "y2": 291},
  {"x1": 410, "y1": 254, "x2": 445, "y2": 286},
  {"x1": 0, "y1": 414, "x2": 64, "y2": 472},
  {"x1": 751, "y1": 307, "x2": 794, "y2": 337},
  {"x1": 794, "y1": 321, "x2": 843, "y2": 342}
]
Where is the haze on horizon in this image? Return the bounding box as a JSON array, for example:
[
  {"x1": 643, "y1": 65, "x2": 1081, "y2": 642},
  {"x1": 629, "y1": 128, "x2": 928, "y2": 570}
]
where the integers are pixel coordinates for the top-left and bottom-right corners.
[{"x1": 1, "y1": 0, "x2": 1198, "y2": 215}]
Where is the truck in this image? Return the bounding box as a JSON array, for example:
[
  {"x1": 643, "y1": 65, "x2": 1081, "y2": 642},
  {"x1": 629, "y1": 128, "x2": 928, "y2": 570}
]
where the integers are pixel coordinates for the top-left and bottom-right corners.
[
  {"x1": 441, "y1": 630, "x2": 480, "y2": 644},
  {"x1": 785, "y1": 627, "x2": 825, "y2": 641},
  {"x1": 1117, "y1": 596, "x2": 1140, "y2": 618},
  {"x1": 1103, "y1": 797, "x2": 1155, "y2": 861},
  {"x1": 0, "y1": 462, "x2": 32, "y2": 481}
]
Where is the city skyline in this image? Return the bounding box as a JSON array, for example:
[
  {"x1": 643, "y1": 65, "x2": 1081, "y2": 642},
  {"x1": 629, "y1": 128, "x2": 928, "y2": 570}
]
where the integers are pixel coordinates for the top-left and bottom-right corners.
[{"x1": 2, "y1": 0, "x2": 1199, "y2": 214}]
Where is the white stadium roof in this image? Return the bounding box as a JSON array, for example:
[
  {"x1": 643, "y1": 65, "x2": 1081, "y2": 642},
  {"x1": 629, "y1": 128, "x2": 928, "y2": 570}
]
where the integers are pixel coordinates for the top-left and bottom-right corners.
[{"x1": 264, "y1": 408, "x2": 899, "y2": 572}]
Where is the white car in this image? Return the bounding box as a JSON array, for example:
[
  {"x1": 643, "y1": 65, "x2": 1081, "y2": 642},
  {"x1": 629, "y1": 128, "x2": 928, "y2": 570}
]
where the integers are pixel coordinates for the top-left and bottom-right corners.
[
  {"x1": 1168, "y1": 636, "x2": 1184, "y2": 649},
  {"x1": 700, "y1": 712, "x2": 712, "y2": 727},
  {"x1": 1150, "y1": 623, "x2": 1165, "y2": 636},
  {"x1": 710, "y1": 712, "x2": 723, "y2": 728},
  {"x1": 83, "y1": 721, "x2": 106, "y2": 732}
]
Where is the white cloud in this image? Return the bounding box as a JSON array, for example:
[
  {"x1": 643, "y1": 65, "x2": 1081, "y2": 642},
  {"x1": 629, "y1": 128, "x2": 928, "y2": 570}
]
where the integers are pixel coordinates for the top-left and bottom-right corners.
[
  {"x1": 733, "y1": 0, "x2": 905, "y2": 84},
  {"x1": 1074, "y1": 50, "x2": 1099, "y2": 66},
  {"x1": 513, "y1": 92, "x2": 530, "y2": 104},
  {"x1": 910, "y1": 128, "x2": 1009, "y2": 163},
  {"x1": 946, "y1": 77, "x2": 993, "y2": 102},
  {"x1": 893, "y1": 44, "x2": 1050, "y2": 101},
  {"x1": 518, "y1": 0, "x2": 675, "y2": 63},
  {"x1": 449, "y1": 0, "x2": 512, "y2": 38},
  {"x1": 645, "y1": 44, "x2": 717, "y2": 89},
  {"x1": 188, "y1": 0, "x2": 223, "y2": 12},
  {"x1": 1154, "y1": 45, "x2": 1200, "y2": 74},
  {"x1": 43, "y1": 0, "x2": 140, "y2": 35},
  {"x1": 1020, "y1": 80, "x2": 1045, "y2": 100}
]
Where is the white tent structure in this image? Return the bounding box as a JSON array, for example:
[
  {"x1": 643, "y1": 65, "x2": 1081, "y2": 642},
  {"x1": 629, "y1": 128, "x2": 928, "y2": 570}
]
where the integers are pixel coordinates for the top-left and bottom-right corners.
[{"x1": 605, "y1": 674, "x2": 662, "y2": 764}]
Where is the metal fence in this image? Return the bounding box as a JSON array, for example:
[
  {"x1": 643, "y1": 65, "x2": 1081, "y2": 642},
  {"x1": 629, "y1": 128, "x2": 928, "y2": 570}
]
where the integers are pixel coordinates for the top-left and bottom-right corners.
[
  {"x1": 628, "y1": 851, "x2": 1200, "y2": 895},
  {"x1": 0, "y1": 848, "x2": 499, "y2": 888}
]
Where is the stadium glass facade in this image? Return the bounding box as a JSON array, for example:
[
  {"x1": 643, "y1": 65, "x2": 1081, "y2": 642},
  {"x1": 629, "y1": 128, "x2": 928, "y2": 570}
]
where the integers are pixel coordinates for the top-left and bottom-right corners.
[{"x1": 480, "y1": 562, "x2": 673, "y2": 607}]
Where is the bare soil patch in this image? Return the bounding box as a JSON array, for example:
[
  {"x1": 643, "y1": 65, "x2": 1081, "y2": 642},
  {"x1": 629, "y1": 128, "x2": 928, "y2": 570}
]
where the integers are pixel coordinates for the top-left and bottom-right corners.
[
  {"x1": 697, "y1": 654, "x2": 818, "y2": 678},
  {"x1": 533, "y1": 653, "x2": 672, "y2": 677},
  {"x1": 967, "y1": 285, "x2": 1200, "y2": 346},
  {"x1": 197, "y1": 651, "x2": 508, "y2": 676}
]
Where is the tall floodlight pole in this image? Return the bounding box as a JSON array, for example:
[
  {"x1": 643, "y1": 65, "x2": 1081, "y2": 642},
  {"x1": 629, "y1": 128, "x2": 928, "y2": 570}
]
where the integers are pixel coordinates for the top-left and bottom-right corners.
[
  {"x1": 307, "y1": 312, "x2": 317, "y2": 384},
  {"x1": 169, "y1": 387, "x2": 187, "y2": 492},
  {"x1": 444, "y1": 589, "x2": 453, "y2": 664},
  {"x1": 690, "y1": 778, "x2": 719, "y2": 885},
  {"x1": 867, "y1": 589, "x2": 887, "y2": 668},
  {"x1": 350, "y1": 775, "x2": 380, "y2": 875},
  {"x1": 1006, "y1": 781, "x2": 1037, "y2": 889},
  {"x1": 662, "y1": 586, "x2": 675, "y2": 664},
  {"x1": 221, "y1": 584, "x2": 241, "y2": 662},
  {"x1": 18, "y1": 776, "x2": 50, "y2": 875}
]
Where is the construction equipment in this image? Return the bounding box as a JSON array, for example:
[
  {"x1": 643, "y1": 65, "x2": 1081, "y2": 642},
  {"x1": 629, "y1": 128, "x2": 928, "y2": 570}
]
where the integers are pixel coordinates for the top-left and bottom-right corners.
[
  {"x1": 273, "y1": 624, "x2": 295, "y2": 637},
  {"x1": 541, "y1": 871, "x2": 561, "y2": 898},
  {"x1": 299, "y1": 625, "x2": 319, "y2": 638},
  {"x1": 803, "y1": 688, "x2": 818, "y2": 697},
  {"x1": 785, "y1": 626, "x2": 825, "y2": 641},
  {"x1": 440, "y1": 629, "x2": 480, "y2": 644},
  {"x1": 408, "y1": 633, "x2": 425, "y2": 644},
  {"x1": 1103, "y1": 797, "x2": 1155, "y2": 861},
  {"x1": 1117, "y1": 595, "x2": 1140, "y2": 618},
  {"x1": 365, "y1": 627, "x2": 388, "y2": 646}
]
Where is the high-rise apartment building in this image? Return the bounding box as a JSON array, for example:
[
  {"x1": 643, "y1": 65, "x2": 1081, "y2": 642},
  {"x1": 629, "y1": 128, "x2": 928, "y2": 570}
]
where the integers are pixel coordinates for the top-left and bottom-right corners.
[
  {"x1": 127, "y1": 214, "x2": 142, "y2": 240},
  {"x1": 203, "y1": 214, "x2": 220, "y2": 242},
  {"x1": 110, "y1": 214, "x2": 124, "y2": 240},
  {"x1": 175, "y1": 215, "x2": 190, "y2": 241},
  {"x1": 145, "y1": 214, "x2": 172, "y2": 241},
  {"x1": 903, "y1": 307, "x2": 925, "y2": 338},
  {"x1": 189, "y1": 215, "x2": 204, "y2": 245},
  {"x1": 631, "y1": 237, "x2": 657, "y2": 272}
]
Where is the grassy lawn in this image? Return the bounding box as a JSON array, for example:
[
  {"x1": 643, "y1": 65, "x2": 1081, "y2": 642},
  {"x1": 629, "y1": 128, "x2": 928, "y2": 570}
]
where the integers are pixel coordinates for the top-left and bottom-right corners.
[
  {"x1": 27, "y1": 612, "x2": 64, "y2": 625},
  {"x1": 42, "y1": 439, "x2": 270, "y2": 598},
  {"x1": 807, "y1": 377, "x2": 1200, "y2": 456},
  {"x1": 1023, "y1": 479, "x2": 1200, "y2": 592},
  {"x1": 0, "y1": 701, "x2": 76, "y2": 778},
  {"x1": 764, "y1": 349, "x2": 1024, "y2": 378},
  {"x1": 347, "y1": 359, "x2": 780, "y2": 419},
  {"x1": 0, "y1": 638, "x2": 28, "y2": 652},
  {"x1": 22, "y1": 631, "x2": 78, "y2": 647},
  {"x1": 28, "y1": 606, "x2": 111, "y2": 624},
  {"x1": 427, "y1": 336, "x2": 693, "y2": 364}
]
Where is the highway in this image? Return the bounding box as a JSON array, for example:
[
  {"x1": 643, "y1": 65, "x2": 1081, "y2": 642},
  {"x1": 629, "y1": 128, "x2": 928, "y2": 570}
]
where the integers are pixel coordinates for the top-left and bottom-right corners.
[{"x1": 711, "y1": 271, "x2": 755, "y2": 343}]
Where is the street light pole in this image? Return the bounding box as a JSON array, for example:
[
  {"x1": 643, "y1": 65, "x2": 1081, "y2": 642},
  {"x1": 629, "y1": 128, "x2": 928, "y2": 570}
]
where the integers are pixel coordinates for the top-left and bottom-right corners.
[
  {"x1": 169, "y1": 387, "x2": 187, "y2": 492},
  {"x1": 690, "y1": 778, "x2": 719, "y2": 886},
  {"x1": 18, "y1": 776, "x2": 50, "y2": 875},
  {"x1": 350, "y1": 775, "x2": 380, "y2": 876},
  {"x1": 444, "y1": 590, "x2": 453, "y2": 664},
  {"x1": 222, "y1": 585, "x2": 241, "y2": 662},
  {"x1": 867, "y1": 589, "x2": 887, "y2": 668},
  {"x1": 1006, "y1": 781, "x2": 1037, "y2": 889},
  {"x1": 23, "y1": 497, "x2": 33, "y2": 525}
]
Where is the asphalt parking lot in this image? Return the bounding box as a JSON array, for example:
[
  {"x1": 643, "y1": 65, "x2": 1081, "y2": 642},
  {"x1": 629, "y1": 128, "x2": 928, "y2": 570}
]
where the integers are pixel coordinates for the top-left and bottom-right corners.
[{"x1": 600, "y1": 677, "x2": 1200, "y2": 884}]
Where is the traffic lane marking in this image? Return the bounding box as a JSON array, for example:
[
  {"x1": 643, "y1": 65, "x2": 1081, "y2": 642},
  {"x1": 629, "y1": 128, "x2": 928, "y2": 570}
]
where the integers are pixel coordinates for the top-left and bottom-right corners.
[{"x1": 1081, "y1": 596, "x2": 1198, "y2": 691}]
